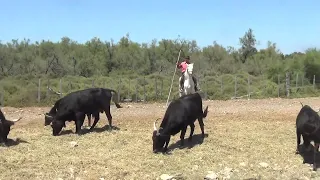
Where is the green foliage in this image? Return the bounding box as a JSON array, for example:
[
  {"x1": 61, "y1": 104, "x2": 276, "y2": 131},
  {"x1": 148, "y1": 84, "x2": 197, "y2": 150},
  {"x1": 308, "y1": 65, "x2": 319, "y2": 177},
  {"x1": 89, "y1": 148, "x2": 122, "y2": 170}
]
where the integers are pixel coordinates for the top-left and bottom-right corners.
[
  {"x1": 239, "y1": 28, "x2": 257, "y2": 63},
  {"x1": 0, "y1": 29, "x2": 320, "y2": 107}
]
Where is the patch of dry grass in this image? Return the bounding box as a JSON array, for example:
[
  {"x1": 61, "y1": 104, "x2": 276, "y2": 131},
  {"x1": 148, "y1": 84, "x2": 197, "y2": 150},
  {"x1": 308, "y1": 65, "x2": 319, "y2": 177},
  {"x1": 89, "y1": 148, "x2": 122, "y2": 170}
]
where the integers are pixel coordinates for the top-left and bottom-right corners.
[{"x1": 1, "y1": 97, "x2": 320, "y2": 179}]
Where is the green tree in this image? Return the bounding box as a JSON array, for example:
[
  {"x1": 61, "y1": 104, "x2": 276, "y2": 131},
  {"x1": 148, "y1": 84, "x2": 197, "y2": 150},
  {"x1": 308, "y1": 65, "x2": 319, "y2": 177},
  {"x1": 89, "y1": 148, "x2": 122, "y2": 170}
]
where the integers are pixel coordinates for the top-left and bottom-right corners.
[{"x1": 239, "y1": 28, "x2": 257, "y2": 63}]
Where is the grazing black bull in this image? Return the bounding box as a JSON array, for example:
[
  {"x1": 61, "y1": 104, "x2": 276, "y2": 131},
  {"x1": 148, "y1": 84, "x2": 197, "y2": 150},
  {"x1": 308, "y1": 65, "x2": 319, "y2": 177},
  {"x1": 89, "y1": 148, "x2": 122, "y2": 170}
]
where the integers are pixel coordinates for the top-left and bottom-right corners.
[
  {"x1": 152, "y1": 93, "x2": 208, "y2": 153},
  {"x1": 44, "y1": 88, "x2": 122, "y2": 136},
  {"x1": 44, "y1": 97, "x2": 103, "y2": 128},
  {"x1": 296, "y1": 102, "x2": 320, "y2": 171},
  {"x1": 0, "y1": 108, "x2": 22, "y2": 146}
]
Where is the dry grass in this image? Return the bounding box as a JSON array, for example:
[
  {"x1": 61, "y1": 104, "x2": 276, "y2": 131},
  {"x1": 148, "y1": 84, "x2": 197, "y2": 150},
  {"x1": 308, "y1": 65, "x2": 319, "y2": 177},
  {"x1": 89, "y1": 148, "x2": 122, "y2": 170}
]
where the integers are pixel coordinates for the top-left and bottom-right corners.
[{"x1": 1, "y1": 97, "x2": 320, "y2": 179}]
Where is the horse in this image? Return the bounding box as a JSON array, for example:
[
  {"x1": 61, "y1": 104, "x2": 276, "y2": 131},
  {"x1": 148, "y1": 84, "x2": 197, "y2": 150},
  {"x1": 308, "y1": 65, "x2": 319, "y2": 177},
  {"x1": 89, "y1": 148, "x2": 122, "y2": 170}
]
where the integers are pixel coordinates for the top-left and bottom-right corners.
[{"x1": 179, "y1": 63, "x2": 195, "y2": 97}]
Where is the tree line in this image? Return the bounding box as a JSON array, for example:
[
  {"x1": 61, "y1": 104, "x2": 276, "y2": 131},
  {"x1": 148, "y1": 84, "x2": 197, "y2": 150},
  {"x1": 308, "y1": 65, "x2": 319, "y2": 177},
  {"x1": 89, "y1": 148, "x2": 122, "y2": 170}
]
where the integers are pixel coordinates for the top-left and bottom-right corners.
[{"x1": 0, "y1": 28, "x2": 318, "y2": 82}]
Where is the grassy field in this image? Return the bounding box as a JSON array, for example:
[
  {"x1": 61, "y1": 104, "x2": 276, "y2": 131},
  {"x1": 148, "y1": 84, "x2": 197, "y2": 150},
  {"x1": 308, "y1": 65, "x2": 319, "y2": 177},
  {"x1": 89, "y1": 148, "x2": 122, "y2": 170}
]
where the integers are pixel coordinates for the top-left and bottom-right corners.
[{"x1": 1, "y1": 97, "x2": 320, "y2": 179}]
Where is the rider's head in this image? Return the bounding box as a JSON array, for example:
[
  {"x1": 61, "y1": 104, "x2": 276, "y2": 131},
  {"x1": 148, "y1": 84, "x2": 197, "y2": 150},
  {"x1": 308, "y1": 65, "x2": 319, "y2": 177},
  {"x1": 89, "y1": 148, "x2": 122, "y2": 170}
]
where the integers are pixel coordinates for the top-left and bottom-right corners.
[{"x1": 185, "y1": 56, "x2": 190, "y2": 63}]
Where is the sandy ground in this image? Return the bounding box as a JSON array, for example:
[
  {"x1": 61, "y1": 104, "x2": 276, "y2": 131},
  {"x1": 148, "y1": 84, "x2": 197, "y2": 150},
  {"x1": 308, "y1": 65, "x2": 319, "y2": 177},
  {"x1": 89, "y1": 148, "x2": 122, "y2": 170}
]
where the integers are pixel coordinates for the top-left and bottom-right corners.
[{"x1": 0, "y1": 97, "x2": 320, "y2": 179}]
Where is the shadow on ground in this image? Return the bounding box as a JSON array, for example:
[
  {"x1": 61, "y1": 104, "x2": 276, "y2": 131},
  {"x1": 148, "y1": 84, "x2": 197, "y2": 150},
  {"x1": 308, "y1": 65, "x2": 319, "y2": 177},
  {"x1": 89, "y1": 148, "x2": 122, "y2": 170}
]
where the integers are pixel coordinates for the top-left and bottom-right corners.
[
  {"x1": 0, "y1": 138, "x2": 29, "y2": 147},
  {"x1": 58, "y1": 125, "x2": 121, "y2": 136},
  {"x1": 166, "y1": 133, "x2": 209, "y2": 153},
  {"x1": 297, "y1": 144, "x2": 320, "y2": 169}
]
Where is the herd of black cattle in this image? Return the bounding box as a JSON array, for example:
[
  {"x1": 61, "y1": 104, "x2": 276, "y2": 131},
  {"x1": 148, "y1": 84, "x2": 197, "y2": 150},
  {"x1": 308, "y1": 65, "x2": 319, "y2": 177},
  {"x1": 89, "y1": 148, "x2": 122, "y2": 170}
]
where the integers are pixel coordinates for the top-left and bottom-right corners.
[{"x1": 0, "y1": 87, "x2": 320, "y2": 170}]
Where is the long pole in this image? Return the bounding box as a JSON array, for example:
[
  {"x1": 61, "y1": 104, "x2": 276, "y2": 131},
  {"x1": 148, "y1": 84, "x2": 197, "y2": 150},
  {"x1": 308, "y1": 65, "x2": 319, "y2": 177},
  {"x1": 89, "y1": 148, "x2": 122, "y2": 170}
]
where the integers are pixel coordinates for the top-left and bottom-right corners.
[{"x1": 166, "y1": 49, "x2": 182, "y2": 107}]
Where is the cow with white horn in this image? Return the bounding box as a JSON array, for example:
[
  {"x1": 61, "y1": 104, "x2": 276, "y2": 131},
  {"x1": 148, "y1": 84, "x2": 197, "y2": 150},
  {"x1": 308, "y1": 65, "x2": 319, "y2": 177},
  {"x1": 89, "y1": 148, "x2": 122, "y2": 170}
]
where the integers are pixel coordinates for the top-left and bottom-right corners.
[
  {"x1": 0, "y1": 108, "x2": 22, "y2": 146},
  {"x1": 152, "y1": 93, "x2": 208, "y2": 153}
]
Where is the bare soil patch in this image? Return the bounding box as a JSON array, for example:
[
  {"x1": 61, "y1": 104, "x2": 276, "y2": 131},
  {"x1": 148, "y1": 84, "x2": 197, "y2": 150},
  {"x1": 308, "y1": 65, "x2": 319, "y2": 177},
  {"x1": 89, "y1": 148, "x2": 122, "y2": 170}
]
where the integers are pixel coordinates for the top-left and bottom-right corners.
[{"x1": 1, "y1": 97, "x2": 320, "y2": 179}]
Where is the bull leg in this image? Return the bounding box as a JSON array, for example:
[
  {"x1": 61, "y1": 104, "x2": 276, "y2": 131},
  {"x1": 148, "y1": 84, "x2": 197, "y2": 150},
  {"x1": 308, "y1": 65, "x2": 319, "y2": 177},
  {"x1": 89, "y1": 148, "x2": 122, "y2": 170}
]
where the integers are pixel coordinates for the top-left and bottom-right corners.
[
  {"x1": 198, "y1": 117, "x2": 205, "y2": 138},
  {"x1": 163, "y1": 136, "x2": 171, "y2": 153},
  {"x1": 87, "y1": 114, "x2": 91, "y2": 127},
  {"x1": 0, "y1": 136, "x2": 8, "y2": 147},
  {"x1": 89, "y1": 112, "x2": 100, "y2": 131},
  {"x1": 296, "y1": 129, "x2": 301, "y2": 154},
  {"x1": 104, "y1": 105, "x2": 113, "y2": 130},
  {"x1": 75, "y1": 112, "x2": 85, "y2": 135},
  {"x1": 303, "y1": 135, "x2": 312, "y2": 152},
  {"x1": 188, "y1": 123, "x2": 195, "y2": 142},
  {"x1": 180, "y1": 127, "x2": 187, "y2": 147},
  {"x1": 314, "y1": 143, "x2": 319, "y2": 171}
]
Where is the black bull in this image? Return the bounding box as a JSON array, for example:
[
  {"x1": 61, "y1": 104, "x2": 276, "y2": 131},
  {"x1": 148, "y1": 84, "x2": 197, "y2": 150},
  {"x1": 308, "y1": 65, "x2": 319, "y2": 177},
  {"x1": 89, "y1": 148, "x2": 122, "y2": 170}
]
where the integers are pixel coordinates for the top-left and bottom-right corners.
[
  {"x1": 44, "y1": 97, "x2": 103, "y2": 128},
  {"x1": 152, "y1": 93, "x2": 209, "y2": 153},
  {"x1": 0, "y1": 108, "x2": 22, "y2": 145},
  {"x1": 44, "y1": 88, "x2": 122, "y2": 136},
  {"x1": 296, "y1": 102, "x2": 320, "y2": 171}
]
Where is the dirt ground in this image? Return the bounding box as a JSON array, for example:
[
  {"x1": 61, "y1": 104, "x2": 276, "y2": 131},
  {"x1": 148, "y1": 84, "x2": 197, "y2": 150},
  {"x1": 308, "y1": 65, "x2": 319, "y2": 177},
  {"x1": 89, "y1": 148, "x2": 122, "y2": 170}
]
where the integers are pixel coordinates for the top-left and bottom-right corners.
[{"x1": 1, "y1": 97, "x2": 320, "y2": 180}]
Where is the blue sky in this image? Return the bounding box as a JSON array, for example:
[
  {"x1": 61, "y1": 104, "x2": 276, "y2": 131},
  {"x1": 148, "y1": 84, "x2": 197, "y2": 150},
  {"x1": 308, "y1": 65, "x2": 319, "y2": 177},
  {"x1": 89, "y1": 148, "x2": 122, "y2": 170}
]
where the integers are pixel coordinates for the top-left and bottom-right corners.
[{"x1": 0, "y1": 0, "x2": 318, "y2": 54}]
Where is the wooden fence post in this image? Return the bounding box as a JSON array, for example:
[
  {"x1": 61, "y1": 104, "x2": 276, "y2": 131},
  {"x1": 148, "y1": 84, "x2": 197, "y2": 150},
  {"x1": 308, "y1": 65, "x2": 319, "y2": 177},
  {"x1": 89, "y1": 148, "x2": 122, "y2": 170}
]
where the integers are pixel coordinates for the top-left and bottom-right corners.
[
  {"x1": 296, "y1": 73, "x2": 298, "y2": 89},
  {"x1": 234, "y1": 75, "x2": 237, "y2": 98},
  {"x1": 59, "y1": 79, "x2": 62, "y2": 97},
  {"x1": 278, "y1": 74, "x2": 280, "y2": 98},
  {"x1": 0, "y1": 92, "x2": 3, "y2": 107},
  {"x1": 118, "y1": 78, "x2": 121, "y2": 101},
  {"x1": 128, "y1": 79, "x2": 131, "y2": 100},
  {"x1": 220, "y1": 76, "x2": 223, "y2": 94},
  {"x1": 205, "y1": 76, "x2": 208, "y2": 99},
  {"x1": 46, "y1": 79, "x2": 50, "y2": 98},
  {"x1": 143, "y1": 76, "x2": 146, "y2": 101},
  {"x1": 135, "y1": 78, "x2": 138, "y2": 102},
  {"x1": 155, "y1": 78, "x2": 158, "y2": 100},
  {"x1": 313, "y1": 75, "x2": 316, "y2": 89},
  {"x1": 38, "y1": 78, "x2": 41, "y2": 103},
  {"x1": 247, "y1": 75, "x2": 250, "y2": 99},
  {"x1": 285, "y1": 72, "x2": 290, "y2": 97},
  {"x1": 160, "y1": 79, "x2": 163, "y2": 100}
]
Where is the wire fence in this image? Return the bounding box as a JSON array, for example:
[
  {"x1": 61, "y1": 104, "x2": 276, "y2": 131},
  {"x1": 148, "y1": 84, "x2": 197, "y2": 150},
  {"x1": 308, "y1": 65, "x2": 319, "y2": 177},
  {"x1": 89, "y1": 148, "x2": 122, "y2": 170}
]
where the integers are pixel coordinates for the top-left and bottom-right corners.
[{"x1": 0, "y1": 72, "x2": 319, "y2": 106}]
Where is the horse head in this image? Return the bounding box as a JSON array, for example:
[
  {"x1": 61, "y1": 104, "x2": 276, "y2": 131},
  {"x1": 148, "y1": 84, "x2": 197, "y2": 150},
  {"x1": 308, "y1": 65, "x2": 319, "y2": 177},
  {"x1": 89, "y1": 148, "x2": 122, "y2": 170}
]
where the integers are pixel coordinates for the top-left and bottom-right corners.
[
  {"x1": 183, "y1": 63, "x2": 194, "y2": 77},
  {"x1": 187, "y1": 63, "x2": 193, "y2": 74}
]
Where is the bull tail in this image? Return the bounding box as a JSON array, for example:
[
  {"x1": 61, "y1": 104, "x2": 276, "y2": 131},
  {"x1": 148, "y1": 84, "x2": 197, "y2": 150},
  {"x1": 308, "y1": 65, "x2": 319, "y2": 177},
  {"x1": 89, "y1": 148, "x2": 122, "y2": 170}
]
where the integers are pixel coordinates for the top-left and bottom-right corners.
[
  {"x1": 203, "y1": 106, "x2": 208, "y2": 118},
  {"x1": 110, "y1": 90, "x2": 123, "y2": 108}
]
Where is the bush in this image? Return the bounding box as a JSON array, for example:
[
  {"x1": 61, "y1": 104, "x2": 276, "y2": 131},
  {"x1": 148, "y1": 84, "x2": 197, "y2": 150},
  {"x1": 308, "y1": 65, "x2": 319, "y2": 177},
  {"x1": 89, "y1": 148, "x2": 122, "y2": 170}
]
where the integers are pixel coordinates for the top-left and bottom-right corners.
[{"x1": 0, "y1": 72, "x2": 320, "y2": 107}]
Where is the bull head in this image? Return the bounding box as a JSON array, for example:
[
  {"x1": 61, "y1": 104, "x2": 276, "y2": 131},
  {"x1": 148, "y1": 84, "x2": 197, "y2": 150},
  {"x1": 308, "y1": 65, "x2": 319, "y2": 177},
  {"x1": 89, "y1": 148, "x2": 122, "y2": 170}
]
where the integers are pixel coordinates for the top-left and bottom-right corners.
[
  {"x1": 152, "y1": 118, "x2": 166, "y2": 153},
  {"x1": 44, "y1": 113, "x2": 54, "y2": 126}
]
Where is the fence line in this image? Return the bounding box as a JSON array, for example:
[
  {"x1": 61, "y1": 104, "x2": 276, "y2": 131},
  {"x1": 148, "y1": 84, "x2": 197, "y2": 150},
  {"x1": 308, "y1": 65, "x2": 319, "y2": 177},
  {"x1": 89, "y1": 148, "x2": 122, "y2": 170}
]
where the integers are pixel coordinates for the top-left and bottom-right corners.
[{"x1": 0, "y1": 72, "x2": 320, "y2": 106}]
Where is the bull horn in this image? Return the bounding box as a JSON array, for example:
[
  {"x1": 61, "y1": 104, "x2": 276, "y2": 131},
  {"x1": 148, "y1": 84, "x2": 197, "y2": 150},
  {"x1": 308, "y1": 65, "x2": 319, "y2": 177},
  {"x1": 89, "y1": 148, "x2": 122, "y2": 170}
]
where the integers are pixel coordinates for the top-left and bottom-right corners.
[
  {"x1": 299, "y1": 102, "x2": 304, "y2": 107},
  {"x1": 9, "y1": 116, "x2": 22, "y2": 122},
  {"x1": 44, "y1": 113, "x2": 52, "y2": 118},
  {"x1": 153, "y1": 121, "x2": 157, "y2": 131}
]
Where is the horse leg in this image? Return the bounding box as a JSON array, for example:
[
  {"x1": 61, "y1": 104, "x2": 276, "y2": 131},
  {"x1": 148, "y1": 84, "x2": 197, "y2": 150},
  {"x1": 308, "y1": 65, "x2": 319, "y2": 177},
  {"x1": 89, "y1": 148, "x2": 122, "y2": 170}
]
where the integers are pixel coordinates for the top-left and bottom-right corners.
[
  {"x1": 179, "y1": 76, "x2": 184, "y2": 97},
  {"x1": 192, "y1": 76, "x2": 199, "y2": 91},
  {"x1": 181, "y1": 76, "x2": 184, "y2": 90}
]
